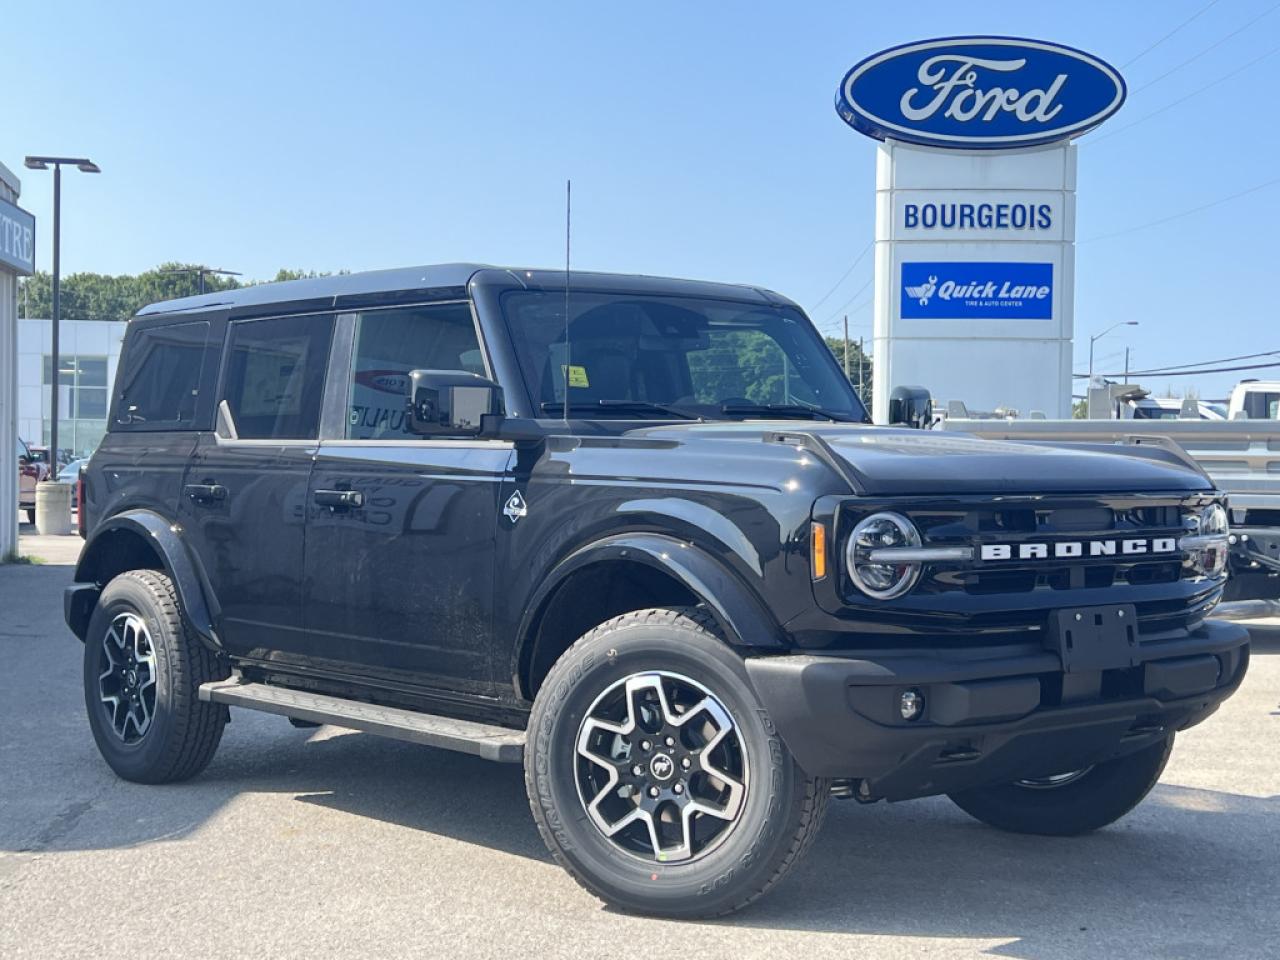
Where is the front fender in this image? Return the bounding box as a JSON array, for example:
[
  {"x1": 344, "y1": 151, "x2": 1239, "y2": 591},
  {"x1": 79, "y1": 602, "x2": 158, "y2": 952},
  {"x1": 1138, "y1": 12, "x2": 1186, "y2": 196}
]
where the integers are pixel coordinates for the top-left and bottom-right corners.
[
  {"x1": 518, "y1": 532, "x2": 784, "y2": 652},
  {"x1": 70, "y1": 509, "x2": 221, "y2": 649}
]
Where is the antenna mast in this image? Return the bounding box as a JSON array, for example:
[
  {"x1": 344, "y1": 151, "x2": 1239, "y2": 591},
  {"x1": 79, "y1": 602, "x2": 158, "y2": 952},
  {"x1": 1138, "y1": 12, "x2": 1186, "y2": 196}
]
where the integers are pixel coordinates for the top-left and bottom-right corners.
[{"x1": 563, "y1": 179, "x2": 572, "y2": 422}]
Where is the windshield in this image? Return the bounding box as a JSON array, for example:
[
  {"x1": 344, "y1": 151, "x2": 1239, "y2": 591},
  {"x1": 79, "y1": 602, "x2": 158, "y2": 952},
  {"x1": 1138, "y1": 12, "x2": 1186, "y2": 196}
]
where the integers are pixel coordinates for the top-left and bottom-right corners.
[{"x1": 500, "y1": 290, "x2": 867, "y2": 421}]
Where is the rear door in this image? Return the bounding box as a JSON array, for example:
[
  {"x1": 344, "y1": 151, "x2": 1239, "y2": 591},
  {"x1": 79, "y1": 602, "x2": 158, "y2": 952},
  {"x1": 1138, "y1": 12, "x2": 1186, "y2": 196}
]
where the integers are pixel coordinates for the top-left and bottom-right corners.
[
  {"x1": 302, "y1": 302, "x2": 512, "y2": 696},
  {"x1": 178, "y1": 312, "x2": 334, "y2": 662}
]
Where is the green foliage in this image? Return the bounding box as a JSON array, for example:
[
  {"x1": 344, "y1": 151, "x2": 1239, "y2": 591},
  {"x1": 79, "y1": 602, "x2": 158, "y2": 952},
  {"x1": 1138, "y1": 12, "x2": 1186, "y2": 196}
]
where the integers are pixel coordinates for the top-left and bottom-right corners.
[
  {"x1": 17, "y1": 263, "x2": 342, "y2": 324},
  {"x1": 1072, "y1": 398, "x2": 1088, "y2": 419},
  {"x1": 822, "y1": 335, "x2": 873, "y2": 406}
]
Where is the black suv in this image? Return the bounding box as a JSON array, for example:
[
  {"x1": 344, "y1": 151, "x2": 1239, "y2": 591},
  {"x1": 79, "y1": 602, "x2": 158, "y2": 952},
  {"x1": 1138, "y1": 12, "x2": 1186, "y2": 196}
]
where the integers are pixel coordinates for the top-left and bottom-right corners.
[{"x1": 67, "y1": 264, "x2": 1248, "y2": 918}]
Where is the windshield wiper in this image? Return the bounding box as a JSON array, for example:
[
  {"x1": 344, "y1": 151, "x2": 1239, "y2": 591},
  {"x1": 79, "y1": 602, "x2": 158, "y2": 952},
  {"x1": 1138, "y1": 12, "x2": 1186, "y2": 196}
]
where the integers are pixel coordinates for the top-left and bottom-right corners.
[
  {"x1": 539, "y1": 400, "x2": 700, "y2": 420},
  {"x1": 720, "y1": 403, "x2": 858, "y2": 423}
]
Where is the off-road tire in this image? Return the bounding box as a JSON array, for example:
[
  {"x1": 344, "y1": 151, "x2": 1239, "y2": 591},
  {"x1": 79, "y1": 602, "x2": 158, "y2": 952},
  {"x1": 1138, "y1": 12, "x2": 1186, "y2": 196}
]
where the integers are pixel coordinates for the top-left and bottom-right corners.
[
  {"x1": 83, "y1": 569, "x2": 229, "y2": 783},
  {"x1": 525, "y1": 606, "x2": 829, "y2": 919},
  {"x1": 948, "y1": 734, "x2": 1174, "y2": 836}
]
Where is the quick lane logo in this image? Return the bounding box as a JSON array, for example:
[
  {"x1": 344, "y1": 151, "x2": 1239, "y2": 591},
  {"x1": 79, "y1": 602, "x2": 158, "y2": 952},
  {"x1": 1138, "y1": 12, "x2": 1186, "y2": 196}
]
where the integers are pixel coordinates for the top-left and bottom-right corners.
[
  {"x1": 901, "y1": 262, "x2": 1052, "y2": 320},
  {"x1": 981, "y1": 538, "x2": 1179, "y2": 561}
]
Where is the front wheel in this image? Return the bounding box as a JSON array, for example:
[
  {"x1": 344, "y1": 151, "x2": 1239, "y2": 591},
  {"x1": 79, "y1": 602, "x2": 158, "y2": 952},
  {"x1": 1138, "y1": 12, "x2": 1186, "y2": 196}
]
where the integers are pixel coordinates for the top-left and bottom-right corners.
[
  {"x1": 525, "y1": 608, "x2": 829, "y2": 919},
  {"x1": 948, "y1": 735, "x2": 1174, "y2": 836}
]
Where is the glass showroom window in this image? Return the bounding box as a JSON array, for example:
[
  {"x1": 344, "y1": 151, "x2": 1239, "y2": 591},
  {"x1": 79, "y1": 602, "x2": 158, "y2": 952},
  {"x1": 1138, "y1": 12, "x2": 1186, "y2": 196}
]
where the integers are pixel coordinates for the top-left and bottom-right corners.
[{"x1": 43, "y1": 354, "x2": 109, "y2": 460}]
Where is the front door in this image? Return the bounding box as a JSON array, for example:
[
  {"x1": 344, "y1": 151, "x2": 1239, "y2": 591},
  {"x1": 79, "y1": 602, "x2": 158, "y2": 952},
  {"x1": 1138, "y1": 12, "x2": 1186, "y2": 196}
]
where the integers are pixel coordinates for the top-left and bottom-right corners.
[
  {"x1": 302, "y1": 302, "x2": 511, "y2": 696},
  {"x1": 178, "y1": 312, "x2": 334, "y2": 662}
]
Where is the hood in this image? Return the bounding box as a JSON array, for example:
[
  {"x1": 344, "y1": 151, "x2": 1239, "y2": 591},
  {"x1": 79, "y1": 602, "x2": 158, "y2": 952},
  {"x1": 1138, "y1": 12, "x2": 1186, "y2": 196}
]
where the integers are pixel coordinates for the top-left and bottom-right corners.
[
  {"x1": 814, "y1": 427, "x2": 1211, "y2": 496},
  {"x1": 632, "y1": 423, "x2": 1212, "y2": 497}
]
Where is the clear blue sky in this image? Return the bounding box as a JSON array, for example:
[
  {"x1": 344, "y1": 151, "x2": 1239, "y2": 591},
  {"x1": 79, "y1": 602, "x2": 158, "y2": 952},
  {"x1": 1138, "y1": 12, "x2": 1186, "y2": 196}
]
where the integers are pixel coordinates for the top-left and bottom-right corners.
[{"x1": 7, "y1": 0, "x2": 1278, "y2": 400}]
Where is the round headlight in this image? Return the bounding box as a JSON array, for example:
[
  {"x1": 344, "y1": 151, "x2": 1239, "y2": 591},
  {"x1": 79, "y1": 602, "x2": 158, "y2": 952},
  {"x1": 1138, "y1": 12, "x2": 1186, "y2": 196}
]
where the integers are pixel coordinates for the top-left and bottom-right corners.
[
  {"x1": 1200, "y1": 502, "x2": 1229, "y2": 536},
  {"x1": 846, "y1": 512, "x2": 922, "y2": 600}
]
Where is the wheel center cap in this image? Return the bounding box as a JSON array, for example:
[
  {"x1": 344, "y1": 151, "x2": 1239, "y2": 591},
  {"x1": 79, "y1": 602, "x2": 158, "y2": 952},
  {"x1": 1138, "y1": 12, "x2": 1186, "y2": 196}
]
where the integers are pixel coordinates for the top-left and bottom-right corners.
[{"x1": 649, "y1": 753, "x2": 675, "y2": 782}]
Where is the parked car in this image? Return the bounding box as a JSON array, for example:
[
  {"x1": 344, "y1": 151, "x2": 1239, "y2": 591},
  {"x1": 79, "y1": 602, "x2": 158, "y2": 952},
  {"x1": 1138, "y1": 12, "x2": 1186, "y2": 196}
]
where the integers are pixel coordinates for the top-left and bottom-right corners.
[
  {"x1": 65, "y1": 265, "x2": 1248, "y2": 918},
  {"x1": 1227, "y1": 380, "x2": 1280, "y2": 420},
  {"x1": 58, "y1": 458, "x2": 88, "y2": 509},
  {"x1": 1128, "y1": 397, "x2": 1224, "y2": 420},
  {"x1": 16, "y1": 438, "x2": 45, "y2": 524}
]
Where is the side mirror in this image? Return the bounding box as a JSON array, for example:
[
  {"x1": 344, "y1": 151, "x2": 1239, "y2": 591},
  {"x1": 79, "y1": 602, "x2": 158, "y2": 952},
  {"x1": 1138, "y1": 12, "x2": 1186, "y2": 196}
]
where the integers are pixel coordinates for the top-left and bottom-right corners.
[
  {"x1": 406, "y1": 370, "x2": 504, "y2": 437},
  {"x1": 889, "y1": 385, "x2": 934, "y2": 429}
]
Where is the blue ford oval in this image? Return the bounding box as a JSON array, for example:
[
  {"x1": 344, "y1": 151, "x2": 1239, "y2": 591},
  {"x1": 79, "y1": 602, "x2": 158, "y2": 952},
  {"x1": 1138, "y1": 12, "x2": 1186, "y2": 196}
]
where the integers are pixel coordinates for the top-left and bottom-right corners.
[{"x1": 836, "y1": 36, "x2": 1126, "y2": 149}]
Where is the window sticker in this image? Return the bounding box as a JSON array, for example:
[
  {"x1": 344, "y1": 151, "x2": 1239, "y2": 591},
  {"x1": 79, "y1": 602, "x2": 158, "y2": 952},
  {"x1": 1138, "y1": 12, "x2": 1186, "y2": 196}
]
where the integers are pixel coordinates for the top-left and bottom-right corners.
[{"x1": 562, "y1": 364, "x2": 590, "y2": 388}]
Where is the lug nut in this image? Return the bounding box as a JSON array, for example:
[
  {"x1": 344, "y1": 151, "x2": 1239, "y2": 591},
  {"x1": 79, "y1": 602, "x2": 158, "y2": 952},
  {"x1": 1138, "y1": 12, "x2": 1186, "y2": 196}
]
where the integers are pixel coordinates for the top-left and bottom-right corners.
[
  {"x1": 673, "y1": 784, "x2": 684, "y2": 795},
  {"x1": 640, "y1": 740, "x2": 651, "y2": 752},
  {"x1": 664, "y1": 736, "x2": 675, "y2": 747},
  {"x1": 681, "y1": 757, "x2": 691, "y2": 770},
  {"x1": 648, "y1": 786, "x2": 660, "y2": 798},
  {"x1": 632, "y1": 764, "x2": 643, "y2": 776}
]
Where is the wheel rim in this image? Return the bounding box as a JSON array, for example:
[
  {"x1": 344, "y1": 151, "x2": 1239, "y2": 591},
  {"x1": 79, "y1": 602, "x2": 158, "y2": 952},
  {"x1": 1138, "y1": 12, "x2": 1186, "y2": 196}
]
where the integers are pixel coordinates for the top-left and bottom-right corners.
[
  {"x1": 1015, "y1": 767, "x2": 1094, "y2": 790},
  {"x1": 574, "y1": 670, "x2": 748, "y2": 864},
  {"x1": 97, "y1": 612, "x2": 158, "y2": 743}
]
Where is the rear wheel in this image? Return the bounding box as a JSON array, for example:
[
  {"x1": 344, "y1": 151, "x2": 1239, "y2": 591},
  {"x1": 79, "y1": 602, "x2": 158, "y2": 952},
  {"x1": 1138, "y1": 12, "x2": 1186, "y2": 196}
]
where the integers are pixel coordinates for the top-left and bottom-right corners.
[
  {"x1": 525, "y1": 607, "x2": 829, "y2": 918},
  {"x1": 83, "y1": 570, "x2": 229, "y2": 783},
  {"x1": 948, "y1": 735, "x2": 1174, "y2": 836}
]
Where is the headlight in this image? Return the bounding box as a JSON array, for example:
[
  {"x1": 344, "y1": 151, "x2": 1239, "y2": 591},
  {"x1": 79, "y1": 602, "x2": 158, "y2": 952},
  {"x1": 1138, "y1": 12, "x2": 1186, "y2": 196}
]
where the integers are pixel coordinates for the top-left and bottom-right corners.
[
  {"x1": 1183, "y1": 503, "x2": 1230, "y2": 576},
  {"x1": 846, "y1": 512, "x2": 922, "y2": 599}
]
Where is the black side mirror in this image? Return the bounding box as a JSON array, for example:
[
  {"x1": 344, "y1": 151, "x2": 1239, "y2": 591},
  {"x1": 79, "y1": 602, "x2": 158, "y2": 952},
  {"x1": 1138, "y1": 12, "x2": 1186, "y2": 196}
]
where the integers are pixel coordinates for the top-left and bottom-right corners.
[
  {"x1": 406, "y1": 370, "x2": 504, "y2": 437},
  {"x1": 889, "y1": 385, "x2": 934, "y2": 429}
]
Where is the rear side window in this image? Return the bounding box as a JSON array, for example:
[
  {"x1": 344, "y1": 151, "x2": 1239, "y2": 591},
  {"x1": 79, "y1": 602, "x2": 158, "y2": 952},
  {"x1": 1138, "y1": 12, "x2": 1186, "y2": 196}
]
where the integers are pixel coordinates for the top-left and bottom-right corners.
[
  {"x1": 221, "y1": 314, "x2": 333, "y2": 440},
  {"x1": 113, "y1": 320, "x2": 211, "y2": 429}
]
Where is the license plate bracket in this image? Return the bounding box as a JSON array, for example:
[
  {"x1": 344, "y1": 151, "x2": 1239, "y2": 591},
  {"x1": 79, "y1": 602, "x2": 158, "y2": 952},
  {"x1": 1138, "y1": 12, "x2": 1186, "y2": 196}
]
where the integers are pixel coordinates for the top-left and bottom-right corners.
[{"x1": 1048, "y1": 604, "x2": 1139, "y2": 672}]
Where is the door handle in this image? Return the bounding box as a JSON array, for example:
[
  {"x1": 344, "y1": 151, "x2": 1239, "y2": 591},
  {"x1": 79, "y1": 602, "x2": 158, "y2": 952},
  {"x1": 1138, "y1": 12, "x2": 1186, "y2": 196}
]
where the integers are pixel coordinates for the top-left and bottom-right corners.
[
  {"x1": 184, "y1": 483, "x2": 228, "y2": 503},
  {"x1": 314, "y1": 488, "x2": 364, "y2": 509}
]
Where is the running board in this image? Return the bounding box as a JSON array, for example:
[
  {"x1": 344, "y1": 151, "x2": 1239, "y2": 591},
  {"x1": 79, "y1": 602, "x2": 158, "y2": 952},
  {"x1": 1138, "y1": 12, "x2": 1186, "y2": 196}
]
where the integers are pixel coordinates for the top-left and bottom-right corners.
[{"x1": 199, "y1": 678, "x2": 525, "y2": 762}]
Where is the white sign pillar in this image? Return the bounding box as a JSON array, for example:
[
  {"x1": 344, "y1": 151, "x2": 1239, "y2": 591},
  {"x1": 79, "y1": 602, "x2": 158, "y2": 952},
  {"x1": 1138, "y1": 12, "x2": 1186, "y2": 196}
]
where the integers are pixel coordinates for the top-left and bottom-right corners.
[{"x1": 872, "y1": 139, "x2": 1077, "y2": 422}]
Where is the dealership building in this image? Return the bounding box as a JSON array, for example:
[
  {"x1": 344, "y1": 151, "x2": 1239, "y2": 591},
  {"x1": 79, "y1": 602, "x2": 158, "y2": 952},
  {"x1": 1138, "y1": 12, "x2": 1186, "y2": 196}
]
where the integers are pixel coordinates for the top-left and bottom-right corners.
[{"x1": 1, "y1": 160, "x2": 36, "y2": 557}]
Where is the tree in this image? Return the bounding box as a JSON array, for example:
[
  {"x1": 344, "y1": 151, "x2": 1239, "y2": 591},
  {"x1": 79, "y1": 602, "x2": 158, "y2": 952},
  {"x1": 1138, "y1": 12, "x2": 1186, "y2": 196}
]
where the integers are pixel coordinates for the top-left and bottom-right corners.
[
  {"x1": 822, "y1": 335, "x2": 873, "y2": 407},
  {"x1": 17, "y1": 263, "x2": 339, "y2": 323}
]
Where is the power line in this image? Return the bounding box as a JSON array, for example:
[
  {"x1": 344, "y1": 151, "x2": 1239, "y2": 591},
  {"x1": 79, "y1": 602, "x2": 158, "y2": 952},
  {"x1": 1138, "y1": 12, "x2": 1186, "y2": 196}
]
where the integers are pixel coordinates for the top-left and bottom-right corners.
[
  {"x1": 1131, "y1": 0, "x2": 1280, "y2": 95},
  {"x1": 809, "y1": 240, "x2": 872, "y2": 313},
  {"x1": 1085, "y1": 42, "x2": 1280, "y2": 146},
  {"x1": 1079, "y1": 176, "x2": 1280, "y2": 243},
  {"x1": 1076, "y1": 359, "x2": 1280, "y2": 378},
  {"x1": 1103, "y1": 349, "x2": 1280, "y2": 376},
  {"x1": 1121, "y1": 0, "x2": 1223, "y2": 68},
  {"x1": 820, "y1": 277, "x2": 874, "y2": 328}
]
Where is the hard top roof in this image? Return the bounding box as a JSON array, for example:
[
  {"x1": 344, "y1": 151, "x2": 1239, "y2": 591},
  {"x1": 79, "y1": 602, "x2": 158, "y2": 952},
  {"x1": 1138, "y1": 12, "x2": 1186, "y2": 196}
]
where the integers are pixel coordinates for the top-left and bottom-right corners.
[{"x1": 135, "y1": 263, "x2": 790, "y2": 319}]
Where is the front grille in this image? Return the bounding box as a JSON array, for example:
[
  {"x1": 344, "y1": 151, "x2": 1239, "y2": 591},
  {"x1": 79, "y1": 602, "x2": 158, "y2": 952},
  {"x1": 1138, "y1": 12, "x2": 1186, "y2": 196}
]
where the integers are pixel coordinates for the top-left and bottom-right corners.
[{"x1": 834, "y1": 492, "x2": 1223, "y2": 644}]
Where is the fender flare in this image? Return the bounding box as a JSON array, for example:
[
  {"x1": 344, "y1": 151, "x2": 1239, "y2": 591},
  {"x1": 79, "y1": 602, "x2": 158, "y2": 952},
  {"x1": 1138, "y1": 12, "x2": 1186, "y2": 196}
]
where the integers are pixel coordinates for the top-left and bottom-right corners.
[
  {"x1": 72, "y1": 509, "x2": 222, "y2": 650},
  {"x1": 517, "y1": 531, "x2": 784, "y2": 661}
]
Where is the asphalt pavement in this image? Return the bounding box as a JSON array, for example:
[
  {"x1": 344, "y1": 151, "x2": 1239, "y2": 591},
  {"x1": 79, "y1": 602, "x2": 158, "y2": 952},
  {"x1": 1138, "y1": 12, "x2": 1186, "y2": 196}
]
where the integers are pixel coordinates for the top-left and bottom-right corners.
[{"x1": 2, "y1": 532, "x2": 1277, "y2": 959}]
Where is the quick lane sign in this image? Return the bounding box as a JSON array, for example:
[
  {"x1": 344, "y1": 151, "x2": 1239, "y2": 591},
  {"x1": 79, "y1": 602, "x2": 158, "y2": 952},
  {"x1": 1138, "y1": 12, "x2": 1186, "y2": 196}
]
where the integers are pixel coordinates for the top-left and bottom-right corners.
[
  {"x1": 901, "y1": 262, "x2": 1052, "y2": 319},
  {"x1": 836, "y1": 36, "x2": 1125, "y2": 149},
  {"x1": 0, "y1": 197, "x2": 35, "y2": 275}
]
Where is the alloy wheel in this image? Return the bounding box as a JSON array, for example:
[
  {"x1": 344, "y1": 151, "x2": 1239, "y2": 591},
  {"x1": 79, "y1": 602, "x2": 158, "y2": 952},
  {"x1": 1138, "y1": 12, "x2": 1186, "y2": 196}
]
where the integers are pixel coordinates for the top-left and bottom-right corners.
[
  {"x1": 575, "y1": 671, "x2": 748, "y2": 863},
  {"x1": 97, "y1": 612, "x2": 158, "y2": 743}
]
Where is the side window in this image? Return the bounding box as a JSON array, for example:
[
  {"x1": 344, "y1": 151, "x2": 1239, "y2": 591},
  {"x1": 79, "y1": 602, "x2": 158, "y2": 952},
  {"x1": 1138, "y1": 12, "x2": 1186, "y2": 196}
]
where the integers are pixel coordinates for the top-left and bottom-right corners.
[
  {"x1": 221, "y1": 314, "x2": 333, "y2": 440},
  {"x1": 347, "y1": 303, "x2": 485, "y2": 440},
  {"x1": 113, "y1": 320, "x2": 211, "y2": 429}
]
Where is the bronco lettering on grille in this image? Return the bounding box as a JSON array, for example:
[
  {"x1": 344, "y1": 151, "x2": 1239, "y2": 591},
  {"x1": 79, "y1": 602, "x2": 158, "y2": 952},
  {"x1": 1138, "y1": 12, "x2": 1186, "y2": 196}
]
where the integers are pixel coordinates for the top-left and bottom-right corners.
[{"x1": 980, "y1": 538, "x2": 1178, "y2": 561}]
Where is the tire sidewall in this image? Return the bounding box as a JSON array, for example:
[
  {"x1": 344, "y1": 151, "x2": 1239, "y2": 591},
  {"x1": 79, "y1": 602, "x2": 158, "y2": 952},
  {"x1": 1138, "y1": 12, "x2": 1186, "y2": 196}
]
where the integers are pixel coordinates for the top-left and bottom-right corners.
[
  {"x1": 83, "y1": 574, "x2": 182, "y2": 781},
  {"x1": 528, "y1": 616, "x2": 801, "y2": 915}
]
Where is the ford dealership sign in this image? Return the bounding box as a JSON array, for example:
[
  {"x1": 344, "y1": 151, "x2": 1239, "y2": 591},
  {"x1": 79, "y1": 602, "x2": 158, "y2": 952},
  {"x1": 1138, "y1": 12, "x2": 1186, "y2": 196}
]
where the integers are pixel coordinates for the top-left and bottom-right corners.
[{"x1": 836, "y1": 37, "x2": 1125, "y2": 149}]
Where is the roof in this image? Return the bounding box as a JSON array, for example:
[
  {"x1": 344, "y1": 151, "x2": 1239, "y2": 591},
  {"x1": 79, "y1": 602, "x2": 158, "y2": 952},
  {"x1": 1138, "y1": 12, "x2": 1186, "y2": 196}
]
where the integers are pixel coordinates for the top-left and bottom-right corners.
[{"x1": 135, "y1": 263, "x2": 791, "y2": 318}]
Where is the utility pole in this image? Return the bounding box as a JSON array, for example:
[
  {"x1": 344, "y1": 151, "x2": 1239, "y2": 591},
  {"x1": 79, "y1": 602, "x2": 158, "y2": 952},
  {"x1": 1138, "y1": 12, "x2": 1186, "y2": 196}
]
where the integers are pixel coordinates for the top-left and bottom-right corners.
[
  {"x1": 1124, "y1": 347, "x2": 1130, "y2": 383},
  {"x1": 842, "y1": 315, "x2": 850, "y2": 379},
  {"x1": 858, "y1": 337, "x2": 865, "y2": 405}
]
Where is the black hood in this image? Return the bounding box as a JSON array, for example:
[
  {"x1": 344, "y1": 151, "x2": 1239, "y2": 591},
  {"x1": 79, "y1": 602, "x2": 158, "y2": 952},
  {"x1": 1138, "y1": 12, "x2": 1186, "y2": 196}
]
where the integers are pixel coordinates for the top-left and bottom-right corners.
[
  {"x1": 816, "y1": 427, "x2": 1210, "y2": 496},
  {"x1": 634, "y1": 423, "x2": 1213, "y2": 497}
]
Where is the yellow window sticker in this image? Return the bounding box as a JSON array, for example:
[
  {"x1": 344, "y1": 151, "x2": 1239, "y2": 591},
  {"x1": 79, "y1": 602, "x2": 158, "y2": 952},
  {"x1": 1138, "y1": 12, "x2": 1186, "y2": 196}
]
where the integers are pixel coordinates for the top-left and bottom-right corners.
[{"x1": 562, "y1": 364, "x2": 590, "y2": 388}]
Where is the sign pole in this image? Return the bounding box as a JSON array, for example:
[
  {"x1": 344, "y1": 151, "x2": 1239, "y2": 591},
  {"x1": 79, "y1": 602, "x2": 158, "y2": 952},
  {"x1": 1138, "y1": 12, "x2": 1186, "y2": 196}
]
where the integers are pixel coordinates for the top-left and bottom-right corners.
[{"x1": 49, "y1": 164, "x2": 60, "y2": 465}]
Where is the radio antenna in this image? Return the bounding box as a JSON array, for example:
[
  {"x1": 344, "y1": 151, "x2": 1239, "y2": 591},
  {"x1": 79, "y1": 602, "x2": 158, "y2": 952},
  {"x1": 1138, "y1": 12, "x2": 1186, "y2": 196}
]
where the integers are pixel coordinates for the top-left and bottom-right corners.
[{"x1": 563, "y1": 178, "x2": 572, "y2": 422}]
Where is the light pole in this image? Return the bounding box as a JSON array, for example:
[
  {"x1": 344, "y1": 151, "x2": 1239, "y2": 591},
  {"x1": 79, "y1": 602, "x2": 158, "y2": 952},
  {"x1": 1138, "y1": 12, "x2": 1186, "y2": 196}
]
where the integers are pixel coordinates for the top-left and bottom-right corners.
[
  {"x1": 23, "y1": 156, "x2": 100, "y2": 467},
  {"x1": 1088, "y1": 320, "x2": 1138, "y2": 383}
]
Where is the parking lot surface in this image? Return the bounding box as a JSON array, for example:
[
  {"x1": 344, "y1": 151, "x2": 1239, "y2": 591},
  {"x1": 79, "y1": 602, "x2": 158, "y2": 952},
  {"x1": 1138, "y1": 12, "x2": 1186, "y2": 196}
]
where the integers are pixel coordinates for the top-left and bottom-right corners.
[{"x1": 2, "y1": 537, "x2": 1277, "y2": 960}]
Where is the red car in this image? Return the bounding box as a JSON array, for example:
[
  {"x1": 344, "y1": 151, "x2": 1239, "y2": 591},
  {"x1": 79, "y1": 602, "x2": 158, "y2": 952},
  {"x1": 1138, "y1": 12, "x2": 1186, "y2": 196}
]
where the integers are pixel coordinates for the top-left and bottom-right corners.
[{"x1": 17, "y1": 438, "x2": 48, "y2": 524}]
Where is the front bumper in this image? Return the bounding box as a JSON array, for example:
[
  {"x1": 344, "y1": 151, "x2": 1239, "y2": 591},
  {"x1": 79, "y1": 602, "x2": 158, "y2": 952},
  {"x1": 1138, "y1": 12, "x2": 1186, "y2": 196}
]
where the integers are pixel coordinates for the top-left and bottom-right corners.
[{"x1": 745, "y1": 618, "x2": 1249, "y2": 800}]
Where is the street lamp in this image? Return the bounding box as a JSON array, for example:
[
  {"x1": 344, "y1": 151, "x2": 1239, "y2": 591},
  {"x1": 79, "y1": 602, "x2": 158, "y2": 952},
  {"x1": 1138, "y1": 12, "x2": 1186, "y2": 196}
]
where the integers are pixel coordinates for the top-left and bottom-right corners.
[
  {"x1": 23, "y1": 155, "x2": 100, "y2": 467},
  {"x1": 1088, "y1": 320, "x2": 1139, "y2": 383}
]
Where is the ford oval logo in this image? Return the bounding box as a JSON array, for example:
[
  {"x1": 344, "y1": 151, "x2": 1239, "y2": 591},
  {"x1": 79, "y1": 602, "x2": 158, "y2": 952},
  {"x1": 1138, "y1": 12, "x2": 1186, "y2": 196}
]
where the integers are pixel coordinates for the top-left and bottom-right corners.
[{"x1": 836, "y1": 36, "x2": 1125, "y2": 149}]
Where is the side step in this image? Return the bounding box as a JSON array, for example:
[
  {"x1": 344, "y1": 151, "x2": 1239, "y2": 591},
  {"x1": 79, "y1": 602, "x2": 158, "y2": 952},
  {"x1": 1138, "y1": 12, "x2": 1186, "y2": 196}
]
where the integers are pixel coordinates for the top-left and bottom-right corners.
[{"x1": 199, "y1": 678, "x2": 525, "y2": 763}]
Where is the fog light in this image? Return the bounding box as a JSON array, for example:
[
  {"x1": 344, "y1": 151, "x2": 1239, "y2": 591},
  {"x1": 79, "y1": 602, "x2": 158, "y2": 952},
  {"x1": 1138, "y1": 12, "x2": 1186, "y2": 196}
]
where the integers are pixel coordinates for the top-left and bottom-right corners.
[{"x1": 899, "y1": 689, "x2": 924, "y2": 721}]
